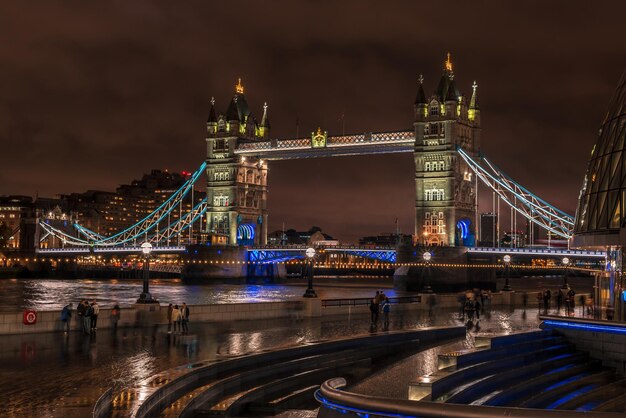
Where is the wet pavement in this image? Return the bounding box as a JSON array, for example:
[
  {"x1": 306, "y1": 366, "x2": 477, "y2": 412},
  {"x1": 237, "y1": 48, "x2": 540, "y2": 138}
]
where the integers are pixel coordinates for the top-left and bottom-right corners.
[{"x1": 0, "y1": 303, "x2": 547, "y2": 418}]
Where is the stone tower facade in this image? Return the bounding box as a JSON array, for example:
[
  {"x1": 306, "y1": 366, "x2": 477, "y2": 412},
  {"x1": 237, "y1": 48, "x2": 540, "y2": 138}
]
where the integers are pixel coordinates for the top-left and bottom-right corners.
[
  {"x1": 414, "y1": 54, "x2": 481, "y2": 246},
  {"x1": 205, "y1": 79, "x2": 269, "y2": 246}
]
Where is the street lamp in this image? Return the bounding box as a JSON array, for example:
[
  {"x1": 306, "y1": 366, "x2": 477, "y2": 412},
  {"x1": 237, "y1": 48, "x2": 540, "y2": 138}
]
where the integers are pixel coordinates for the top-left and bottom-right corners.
[
  {"x1": 502, "y1": 254, "x2": 512, "y2": 291},
  {"x1": 137, "y1": 241, "x2": 158, "y2": 304},
  {"x1": 561, "y1": 257, "x2": 570, "y2": 290},
  {"x1": 421, "y1": 251, "x2": 434, "y2": 293},
  {"x1": 303, "y1": 247, "x2": 317, "y2": 298}
]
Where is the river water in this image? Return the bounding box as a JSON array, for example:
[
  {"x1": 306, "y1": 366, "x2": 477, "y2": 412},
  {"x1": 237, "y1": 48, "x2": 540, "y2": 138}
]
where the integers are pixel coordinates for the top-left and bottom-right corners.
[{"x1": 0, "y1": 276, "x2": 399, "y2": 312}]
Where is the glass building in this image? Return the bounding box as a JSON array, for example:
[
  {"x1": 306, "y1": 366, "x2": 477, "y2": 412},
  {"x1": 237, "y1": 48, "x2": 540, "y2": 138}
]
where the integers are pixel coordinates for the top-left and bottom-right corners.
[{"x1": 574, "y1": 70, "x2": 626, "y2": 321}]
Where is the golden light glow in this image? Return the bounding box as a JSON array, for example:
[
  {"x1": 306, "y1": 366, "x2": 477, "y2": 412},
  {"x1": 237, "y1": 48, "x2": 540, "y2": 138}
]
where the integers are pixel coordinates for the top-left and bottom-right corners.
[
  {"x1": 235, "y1": 78, "x2": 244, "y2": 94},
  {"x1": 445, "y1": 52, "x2": 453, "y2": 72}
]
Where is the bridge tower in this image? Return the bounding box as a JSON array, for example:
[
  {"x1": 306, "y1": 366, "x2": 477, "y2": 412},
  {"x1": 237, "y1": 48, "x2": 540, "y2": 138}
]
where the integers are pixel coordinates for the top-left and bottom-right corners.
[
  {"x1": 205, "y1": 79, "x2": 269, "y2": 246},
  {"x1": 413, "y1": 54, "x2": 481, "y2": 246}
]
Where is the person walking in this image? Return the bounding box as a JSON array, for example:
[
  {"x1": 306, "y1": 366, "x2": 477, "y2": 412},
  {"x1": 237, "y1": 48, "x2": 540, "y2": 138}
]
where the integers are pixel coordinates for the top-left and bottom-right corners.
[
  {"x1": 83, "y1": 300, "x2": 92, "y2": 335},
  {"x1": 167, "y1": 303, "x2": 173, "y2": 333},
  {"x1": 474, "y1": 299, "x2": 481, "y2": 320},
  {"x1": 369, "y1": 299, "x2": 378, "y2": 324},
  {"x1": 381, "y1": 297, "x2": 390, "y2": 328},
  {"x1": 76, "y1": 299, "x2": 86, "y2": 333},
  {"x1": 181, "y1": 303, "x2": 190, "y2": 334},
  {"x1": 60, "y1": 303, "x2": 73, "y2": 333},
  {"x1": 172, "y1": 304, "x2": 181, "y2": 333},
  {"x1": 91, "y1": 300, "x2": 100, "y2": 331},
  {"x1": 110, "y1": 303, "x2": 121, "y2": 331}
]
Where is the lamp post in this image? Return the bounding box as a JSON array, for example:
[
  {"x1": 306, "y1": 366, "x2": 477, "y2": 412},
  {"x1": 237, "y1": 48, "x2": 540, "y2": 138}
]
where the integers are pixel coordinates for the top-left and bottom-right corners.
[
  {"x1": 421, "y1": 251, "x2": 434, "y2": 293},
  {"x1": 303, "y1": 247, "x2": 317, "y2": 298},
  {"x1": 137, "y1": 241, "x2": 158, "y2": 304},
  {"x1": 561, "y1": 257, "x2": 570, "y2": 290},
  {"x1": 503, "y1": 254, "x2": 512, "y2": 291}
]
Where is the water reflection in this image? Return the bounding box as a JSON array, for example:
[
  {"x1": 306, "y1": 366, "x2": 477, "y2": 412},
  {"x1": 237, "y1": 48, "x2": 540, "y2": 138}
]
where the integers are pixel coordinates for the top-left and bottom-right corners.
[{"x1": 0, "y1": 277, "x2": 400, "y2": 311}]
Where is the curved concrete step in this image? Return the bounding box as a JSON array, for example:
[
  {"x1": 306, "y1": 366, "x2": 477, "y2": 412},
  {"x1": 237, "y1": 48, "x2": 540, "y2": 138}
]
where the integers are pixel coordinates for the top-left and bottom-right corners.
[
  {"x1": 595, "y1": 391, "x2": 626, "y2": 413},
  {"x1": 520, "y1": 369, "x2": 615, "y2": 409},
  {"x1": 178, "y1": 342, "x2": 415, "y2": 417},
  {"x1": 483, "y1": 360, "x2": 601, "y2": 407},
  {"x1": 427, "y1": 342, "x2": 573, "y2": 401},
  {"x1": 445, "y1": 352, "x2": 588, "y2": 404},
  {"x1": 558, "y1": 378, "x2": 626, "y2": 411}
]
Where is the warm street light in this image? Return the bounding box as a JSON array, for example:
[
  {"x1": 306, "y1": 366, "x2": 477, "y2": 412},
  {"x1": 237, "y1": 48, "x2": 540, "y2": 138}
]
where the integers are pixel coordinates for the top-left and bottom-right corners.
[
  {"x1": 503, "y1": 254, "x2": 512, "y2": 291},
  {"x1": 422, "y1": 251, "x2": 434, "y2": 293},
  {"x1": 303, "y1": 247, "x2": 317, "y2": 298},
  {"x1": 561, "y1": 257, "x2": 570, "y2": 290},
  {"x1": 137, "y1": 242, "x2": 158, "y2": 304}
]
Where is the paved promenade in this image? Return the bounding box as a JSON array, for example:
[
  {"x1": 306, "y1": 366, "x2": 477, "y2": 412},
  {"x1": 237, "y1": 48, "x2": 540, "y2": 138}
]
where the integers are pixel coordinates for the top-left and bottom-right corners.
[{"x1": 0, "y1": 303, "x2": 548, "y2": 418}]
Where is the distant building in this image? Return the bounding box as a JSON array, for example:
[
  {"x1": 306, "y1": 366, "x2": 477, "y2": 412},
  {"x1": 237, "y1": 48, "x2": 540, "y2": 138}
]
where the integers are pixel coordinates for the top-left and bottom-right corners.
[
  {"x1": 479, "y1": 213, "x2": 497, "y2": 247},
  {"x1": 62, "y1": 169, "x2": 206, "y2": 242},
  {"x1": 0, "y1": 195, "x2": 72, "y2": 250},
  {"x1": 358, "y1": 233, "x2": 406, "y2": 247},
  {"x1": 267, "y1": 227, "x2": 336, "y2": 246}
]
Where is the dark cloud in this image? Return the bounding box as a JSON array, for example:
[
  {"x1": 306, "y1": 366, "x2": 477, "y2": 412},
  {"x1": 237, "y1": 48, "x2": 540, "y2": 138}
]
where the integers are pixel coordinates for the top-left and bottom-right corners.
[{"x1": 1, "y1": 1, "x2": 626, "y2": 241}]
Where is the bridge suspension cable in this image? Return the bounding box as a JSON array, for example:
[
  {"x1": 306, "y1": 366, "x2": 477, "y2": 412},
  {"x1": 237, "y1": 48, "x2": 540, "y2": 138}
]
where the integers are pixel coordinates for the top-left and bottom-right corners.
[
  {"x1": 457, "y1": 147, "x2": 574, "y2": 239},
  {"x1": 39, "y1": 161, "x2": 207, "y2": 248}
]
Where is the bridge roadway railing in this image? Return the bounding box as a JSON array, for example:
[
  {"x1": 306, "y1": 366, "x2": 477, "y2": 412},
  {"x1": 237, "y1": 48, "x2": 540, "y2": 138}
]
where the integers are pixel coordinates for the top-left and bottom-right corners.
[
  {"x1": 466, "y1": 246, "x2": 606, "y2": 258},
  {"x1": 316, "y1": 377, "x2": 624, "y2": 418}
]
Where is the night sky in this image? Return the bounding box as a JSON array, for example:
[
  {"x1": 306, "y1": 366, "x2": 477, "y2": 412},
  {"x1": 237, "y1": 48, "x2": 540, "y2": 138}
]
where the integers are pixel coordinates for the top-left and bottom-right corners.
[{"x1": 1, "y1": 1, "x2": 626, "y2": 242}]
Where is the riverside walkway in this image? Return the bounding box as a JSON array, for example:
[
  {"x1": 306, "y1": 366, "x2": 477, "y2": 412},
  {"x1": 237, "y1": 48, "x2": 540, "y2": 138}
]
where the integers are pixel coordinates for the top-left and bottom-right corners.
[{"x1": 0, "y1": 304, "x2": 545, "y2": 418}]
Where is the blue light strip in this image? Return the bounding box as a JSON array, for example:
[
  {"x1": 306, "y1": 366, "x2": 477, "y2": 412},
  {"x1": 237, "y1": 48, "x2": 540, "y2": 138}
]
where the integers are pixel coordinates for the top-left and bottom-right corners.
[
  {"x1": 315, "y1": 390, "x2": 409, "y2": 418},
  {"x1": 543, "y1": 319, "x2": 626, "y2": 335}
]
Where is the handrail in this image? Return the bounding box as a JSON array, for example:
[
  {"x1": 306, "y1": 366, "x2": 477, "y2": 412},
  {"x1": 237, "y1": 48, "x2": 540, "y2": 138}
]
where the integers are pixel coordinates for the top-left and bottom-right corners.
[
  {"x1": 321, "y1": 296, "x2": 420, "y2": 307},
  {"x1": 316, "y1": 377, "x2": 624, "y2": 417}
]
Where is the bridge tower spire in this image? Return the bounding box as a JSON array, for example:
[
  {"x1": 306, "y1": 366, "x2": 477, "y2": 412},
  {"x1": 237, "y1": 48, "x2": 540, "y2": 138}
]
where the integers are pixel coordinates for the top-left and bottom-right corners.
[{"x1": 413, "y1": 55, "x2": 481, "y2": 247}]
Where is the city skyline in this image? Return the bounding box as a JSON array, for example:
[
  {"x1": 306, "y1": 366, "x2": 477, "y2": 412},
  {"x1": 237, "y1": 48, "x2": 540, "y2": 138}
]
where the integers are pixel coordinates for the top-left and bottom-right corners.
[{"x1": 1, "y1": 2, "x2": 626, "y2": 241}]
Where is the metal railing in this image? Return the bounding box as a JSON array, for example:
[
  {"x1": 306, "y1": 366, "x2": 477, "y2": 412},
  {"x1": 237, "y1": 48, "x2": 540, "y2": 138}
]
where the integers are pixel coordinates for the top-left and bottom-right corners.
[
  {"x1": 321, "y1": 296, "x2": 420, "y2": 307},
  {"x1": 316, "y1": 377, "x2": 624, "y2": 418}
]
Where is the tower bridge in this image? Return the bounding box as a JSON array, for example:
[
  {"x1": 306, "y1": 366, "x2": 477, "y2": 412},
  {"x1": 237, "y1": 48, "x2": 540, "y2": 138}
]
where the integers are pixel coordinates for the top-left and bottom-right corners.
[{"x1": 36, "y1": 54, "x2": 592, "y2": 282}]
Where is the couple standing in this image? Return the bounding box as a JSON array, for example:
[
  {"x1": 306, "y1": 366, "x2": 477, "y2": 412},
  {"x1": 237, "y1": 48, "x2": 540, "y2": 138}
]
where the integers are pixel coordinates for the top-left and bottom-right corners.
[{"x1": 167, "y1": 303, "x2": 190, "y2": 334}]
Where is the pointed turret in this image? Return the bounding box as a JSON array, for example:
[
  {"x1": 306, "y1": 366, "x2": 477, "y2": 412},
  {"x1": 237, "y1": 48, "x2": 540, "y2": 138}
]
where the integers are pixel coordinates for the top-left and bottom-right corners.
[
  {"x1": 415, "y1": 74, "x2": 427, "y2": 105},
  {"x1": 435, "y1": 52, "x2": 460, "y2": 102},
  {"x1": 259, "y1": 102, "x2": 270, "y2": 138},
  {"x1": 468, "y1": 81, "x2": 480, "y2": 123},
  {"x1": 207, "y1": 97, "x2": 217, "y2": 123},
  {"x1": 414, "y1": 75, "x2": 428, "y2": 121},
  {"x1": 226, "y1": 78, "x2": 251, "y2": 123},
  {"x1": 207, "y1": 97, "x2": 217, "y2": 134}
]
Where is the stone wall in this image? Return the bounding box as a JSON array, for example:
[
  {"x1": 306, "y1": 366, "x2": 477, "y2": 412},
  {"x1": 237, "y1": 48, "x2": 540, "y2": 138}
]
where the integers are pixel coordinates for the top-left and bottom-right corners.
[{"x1": 0, "y1": 301, "x2": 304, "y2": 335}]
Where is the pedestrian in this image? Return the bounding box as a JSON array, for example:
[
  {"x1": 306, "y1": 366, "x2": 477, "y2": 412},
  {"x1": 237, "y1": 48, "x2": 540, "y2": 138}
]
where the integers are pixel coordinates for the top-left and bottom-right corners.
[
  {"x1": 374, "y1": 290, "x2": 382, "y2": 314},
  {"x1": 545, "y1": 289, "x2": 552, "y2": 310},
  {"x1": 110, "y1": 303, "x2": 121, "y2": 331},
  {"x1": 369, "y1": 299, "x2": 378, "y2": 323},
  {"x1": 567, "y1": 288, "x2": 576, "y2": 314},
  {"x1": 77, "y1": 299, "x2": 86, "y2": 333},
  {"x1": 167, "y1": 303, "x2": 173, "y2": 333},
  {"x1": 172, "y1": 304, "x2": 181, "y2": 332},
  {"x1": 381, "y1": 297, "x2": 390, "y2": 327},
  {"x1": 181, "y1": 303, "x2": 190, "y2": 334},
  {"x1": 522, "y1": 292, "x2": 528, "y2": 309},
  {"x1": 465, "y1": 299, "x2": 475, "y2": 321},
  {"x1": 83, "y1": 300, "x2": 93, "y2": 334},
  {"x1": 557, "y1": 289, "x2": 563, "y2": 312},
  {"x1": 91, "y1": 300, "x2": 100, "y2": 331},
  {"x1": 474, "y1": 299, "x2": 481, "y2": 320},
  {"x1": 585, "y1": 296, "x2": 593, "y2": 317},
  {"x1": 60, "y1": 303, "x2": 73, "y2": 333}
]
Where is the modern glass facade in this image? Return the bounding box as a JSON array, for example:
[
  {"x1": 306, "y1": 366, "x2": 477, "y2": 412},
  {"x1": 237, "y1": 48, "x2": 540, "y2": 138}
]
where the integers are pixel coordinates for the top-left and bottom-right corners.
[{"x1": 574, "y1": 70, "x2": 626, "y2": 320}]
